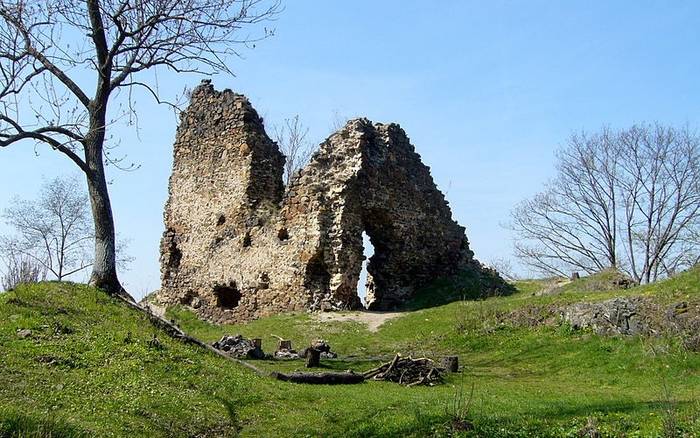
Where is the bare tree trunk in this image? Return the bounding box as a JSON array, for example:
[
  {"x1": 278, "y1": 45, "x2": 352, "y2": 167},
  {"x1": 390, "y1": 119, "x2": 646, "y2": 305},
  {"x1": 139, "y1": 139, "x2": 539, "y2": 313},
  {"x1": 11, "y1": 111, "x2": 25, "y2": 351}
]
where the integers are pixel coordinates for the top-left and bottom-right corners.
[
  {"x1": 85, "y1": 163, "x2": 121, "y2": 296},
  {"x1": 84, "y1": 98, "x2": 128, "y2": 299}
]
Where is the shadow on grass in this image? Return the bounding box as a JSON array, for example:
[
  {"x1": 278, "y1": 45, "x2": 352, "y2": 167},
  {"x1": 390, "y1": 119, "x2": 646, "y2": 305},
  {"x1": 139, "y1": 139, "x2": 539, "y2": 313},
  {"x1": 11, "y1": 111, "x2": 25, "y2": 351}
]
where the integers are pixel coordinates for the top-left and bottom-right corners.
[
  {"x1": 403, "y1": 264, "x2": 516, "y2": 311},
  {"x1": 214, "y1": 397, "x2": 242, "y2": 437},
  {"x1": 289, "y1": 395, "x2": 691, "y2": 438},
  {"x1": 531, "y1": 399, "x2": 692, "y2": 421},
  {"x1": 0, "y1": 409, "x2": 90, "y2": 438}
]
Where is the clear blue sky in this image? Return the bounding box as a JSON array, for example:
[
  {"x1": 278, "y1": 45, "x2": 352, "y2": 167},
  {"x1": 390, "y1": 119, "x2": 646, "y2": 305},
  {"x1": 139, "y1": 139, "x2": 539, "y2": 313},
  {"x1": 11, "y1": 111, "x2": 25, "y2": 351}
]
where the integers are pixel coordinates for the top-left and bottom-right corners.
[{"x1": 1, "y1": 1, "x2": 699, "y2": 298}]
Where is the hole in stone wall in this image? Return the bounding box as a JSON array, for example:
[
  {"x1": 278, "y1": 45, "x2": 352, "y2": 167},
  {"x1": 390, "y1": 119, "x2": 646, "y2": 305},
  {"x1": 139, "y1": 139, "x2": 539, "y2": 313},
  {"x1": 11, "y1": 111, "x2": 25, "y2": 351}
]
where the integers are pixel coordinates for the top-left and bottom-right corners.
[
  {"x1": 278, "y1": 227, "x2": 289, "y2": 241},
  {"x1": 213, "y1": 283, "x2": 241, "y2": 309},
  {"x1": 162, "y1": 229, "x2": 182, "y2": 280},
  {"x1": 304, "y1": 252, "x2": 331, "y2": 295},
  {"x1": 356, "y1": 232, "x2": 374, "y2": 309},
  {"x1": 180, "y1": 290, "x2": 195, "y2": 306},
  {"x1": 258, "y1": 272, "x2": 270, "y2": 289},
  {"x1": 217, "y1": 214, "x2": 226, "y2": 226},
  {"x1": 242, "y1": 232, "x2": 252, "y2": 247},
  {"x1": 169, "y1": 245, "x2": 182, "y2": 270}
]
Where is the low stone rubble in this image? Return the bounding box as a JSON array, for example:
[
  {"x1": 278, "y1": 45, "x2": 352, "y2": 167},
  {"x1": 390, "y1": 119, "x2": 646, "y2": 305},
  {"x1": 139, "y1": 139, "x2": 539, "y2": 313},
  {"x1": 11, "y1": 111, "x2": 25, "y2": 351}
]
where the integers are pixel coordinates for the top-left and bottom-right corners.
[
  {"x1": 212, "y1": 334, "x2": 265, "y2": 359},
  {"x1": 274, "y1": 338, "x2": 339, "y2": 360},
  {"x1": 273, "y1": 349, "x2": 300, "y2": 359},
  {"x1": 300, "y1": 339, "x2": 338, "y2": 359}
]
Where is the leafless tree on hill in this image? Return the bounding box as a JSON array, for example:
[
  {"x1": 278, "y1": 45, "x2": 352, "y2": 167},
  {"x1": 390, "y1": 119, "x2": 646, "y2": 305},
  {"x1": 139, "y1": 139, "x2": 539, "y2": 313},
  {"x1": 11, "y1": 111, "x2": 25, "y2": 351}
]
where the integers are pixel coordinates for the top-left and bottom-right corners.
[
  {"x1": 616, "y1": 125, "x2": 700, "y2": 283},
  {"x1": 0, "y1": 0, "x2": 280, "y2": 298},
  {"x1": 486, "y1": 257, "x2": 519, "y2": 281},
  {"x1": 1, "y1": 250, "x2": 46, "y2": 291},
  {"x1": 275, "y1": 115, "x2": 314, "y2": 185},
  {"x1": 511, "y1": 123, "x2": 700, "y2": 283},
  {"x1": 1, "y1": 175, "x2": 133, "y2": 282}
]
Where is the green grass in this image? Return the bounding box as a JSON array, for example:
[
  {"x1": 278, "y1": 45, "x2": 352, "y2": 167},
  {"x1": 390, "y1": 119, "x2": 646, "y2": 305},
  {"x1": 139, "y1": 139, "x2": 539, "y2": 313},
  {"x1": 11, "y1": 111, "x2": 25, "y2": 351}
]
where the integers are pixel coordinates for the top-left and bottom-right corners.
[{"x1": 1, "y1": 268, "x2": 699, "y2": 437}]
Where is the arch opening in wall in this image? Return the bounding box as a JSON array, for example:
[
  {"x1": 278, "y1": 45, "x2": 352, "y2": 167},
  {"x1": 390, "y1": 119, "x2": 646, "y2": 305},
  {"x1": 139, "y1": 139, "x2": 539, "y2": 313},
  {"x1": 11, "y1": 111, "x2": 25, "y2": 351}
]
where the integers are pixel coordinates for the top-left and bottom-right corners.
[
  {"x1": 213, "y1": 282, "x2": 241, "y2": 309},
  {"x1": 360, "y1": 208, "x2": 396, "y2": 310},
  {"x1": 356, "y1": 231, "x2": 374, "y2": 309}
]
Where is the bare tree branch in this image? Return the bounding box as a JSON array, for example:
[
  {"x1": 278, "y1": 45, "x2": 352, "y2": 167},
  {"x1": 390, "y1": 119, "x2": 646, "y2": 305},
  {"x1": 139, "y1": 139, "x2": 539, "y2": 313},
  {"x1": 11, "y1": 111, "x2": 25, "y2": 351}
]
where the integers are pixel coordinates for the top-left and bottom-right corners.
[{"x1": 510, "y1": 124, "x2": 700, "y2": 283}]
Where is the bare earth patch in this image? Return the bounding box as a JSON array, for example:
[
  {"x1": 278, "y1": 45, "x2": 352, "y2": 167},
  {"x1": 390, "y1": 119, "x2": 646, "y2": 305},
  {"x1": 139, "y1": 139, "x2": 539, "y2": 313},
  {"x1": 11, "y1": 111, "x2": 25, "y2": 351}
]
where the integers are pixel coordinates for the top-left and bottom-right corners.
[{"x1": 314, "y1": 311, "x2": 403, "y2": 332}]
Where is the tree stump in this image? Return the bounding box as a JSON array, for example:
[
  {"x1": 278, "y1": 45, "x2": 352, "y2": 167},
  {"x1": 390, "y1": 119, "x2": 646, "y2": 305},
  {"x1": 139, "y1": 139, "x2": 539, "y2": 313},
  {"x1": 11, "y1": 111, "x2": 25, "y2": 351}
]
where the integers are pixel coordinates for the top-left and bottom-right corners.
[
  {"x1": 305, "y1": 348, "x2": 320, "y2": 368},
  {"x1": 571, "y1": 272, "x2": 580, "y2": 280},
  {"x1": 441, "y1": 356, "x2": 459, "y2": 372},
  {"x1": 278, "y1": 339, "x2": 292, "y2": 351}
]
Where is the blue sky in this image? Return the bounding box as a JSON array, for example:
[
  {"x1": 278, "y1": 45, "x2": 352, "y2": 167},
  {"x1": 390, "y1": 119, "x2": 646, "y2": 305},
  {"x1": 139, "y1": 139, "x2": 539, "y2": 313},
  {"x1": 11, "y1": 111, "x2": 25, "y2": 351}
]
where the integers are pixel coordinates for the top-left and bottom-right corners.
[{"x1": 1, "y1": 1, "x2": 699, "y2": 298}]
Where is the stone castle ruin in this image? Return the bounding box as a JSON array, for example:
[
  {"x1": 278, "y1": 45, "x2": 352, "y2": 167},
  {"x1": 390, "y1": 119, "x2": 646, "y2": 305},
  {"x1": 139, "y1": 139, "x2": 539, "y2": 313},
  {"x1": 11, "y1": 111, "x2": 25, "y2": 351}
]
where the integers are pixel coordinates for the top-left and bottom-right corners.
[{"x1": 155, "y1": 81, "x2": 492, "y2": 323}]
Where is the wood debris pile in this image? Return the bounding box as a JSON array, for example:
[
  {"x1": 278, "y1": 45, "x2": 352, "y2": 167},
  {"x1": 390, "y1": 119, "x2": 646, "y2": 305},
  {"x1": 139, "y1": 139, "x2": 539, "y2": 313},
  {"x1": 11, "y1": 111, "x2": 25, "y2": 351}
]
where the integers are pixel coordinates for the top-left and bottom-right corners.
[{"x1": 363, "y1": 354, "x2": 444, "y2": 386}]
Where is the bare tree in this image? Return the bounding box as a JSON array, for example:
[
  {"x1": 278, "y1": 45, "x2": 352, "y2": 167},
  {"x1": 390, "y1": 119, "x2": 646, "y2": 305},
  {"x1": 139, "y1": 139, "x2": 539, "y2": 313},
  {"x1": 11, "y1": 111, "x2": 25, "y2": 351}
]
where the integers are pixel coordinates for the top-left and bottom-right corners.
[
  {"x1": 511, "y1": 124, "x2": 700, "y2": 283},
  {"x1": 0, "y1": 1, "x2": 280, "y2": 298},
  {"x1": 616, "y1": 125, "x2": 700, "y2": 283},
  {"x1": 275, "y1": 115, "x2": 314, "y2": 184},
  {"x1": 486, "y1": 257, "x2": 519, "y2": 282},
  {"x1": 1, "y1": 250, "x2": 47, "y2": 291},
  {"x1": 1, "y1": 175, "x2": 132, "y2": 282}
]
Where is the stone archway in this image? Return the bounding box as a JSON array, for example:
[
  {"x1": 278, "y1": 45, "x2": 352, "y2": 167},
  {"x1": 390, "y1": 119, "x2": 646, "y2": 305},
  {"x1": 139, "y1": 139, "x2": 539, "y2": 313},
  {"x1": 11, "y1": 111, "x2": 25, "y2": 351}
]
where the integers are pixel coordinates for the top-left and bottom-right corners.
[{"x1": 289, "y1": 119, "x2": 473, "y2": 311}]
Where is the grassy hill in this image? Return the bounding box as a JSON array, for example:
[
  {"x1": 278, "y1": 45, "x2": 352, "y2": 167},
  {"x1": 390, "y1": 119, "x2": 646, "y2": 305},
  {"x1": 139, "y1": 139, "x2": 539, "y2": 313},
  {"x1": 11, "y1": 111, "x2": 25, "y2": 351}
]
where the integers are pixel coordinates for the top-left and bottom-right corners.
[{"x1": 1, "y1": 267, "x2": 699, "y2": 437}]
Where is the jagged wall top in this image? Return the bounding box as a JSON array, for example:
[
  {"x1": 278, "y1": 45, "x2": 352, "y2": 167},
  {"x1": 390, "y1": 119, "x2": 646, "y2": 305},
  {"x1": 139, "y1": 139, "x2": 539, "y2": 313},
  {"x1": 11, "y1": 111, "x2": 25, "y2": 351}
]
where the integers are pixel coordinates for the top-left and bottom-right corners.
[{"x1": 173, "y1": 80, "x2": 285, "y2": 209}]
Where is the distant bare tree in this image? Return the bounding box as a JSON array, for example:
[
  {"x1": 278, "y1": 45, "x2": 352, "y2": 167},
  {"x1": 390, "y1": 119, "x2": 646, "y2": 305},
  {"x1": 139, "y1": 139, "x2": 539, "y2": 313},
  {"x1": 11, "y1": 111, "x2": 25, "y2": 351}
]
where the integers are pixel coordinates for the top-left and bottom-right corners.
[
  {"x1": 487, "y1": 257, "x2": 519, "y2": 281},
  {"x1": 275, "y1": 115, "x2": 314, "y2": 184},
  {"x1": 1, "y1": 175, "x2": 132, "y2": 281},
  {"x1": 1, "y1": 250, "x2": 46, "y2": 291},
  {"x1": 616, "y1": 125, "x2": 700, "y2": 283},
  {"x1": 511, "y1": 128, "x2": 620, "y2": 277},
  {"x1": 0, "y1": 0, "x2": 280, "y2": 298},
  {"x1": 511, "y1": 124, "x2": 700, "y2": 283}
]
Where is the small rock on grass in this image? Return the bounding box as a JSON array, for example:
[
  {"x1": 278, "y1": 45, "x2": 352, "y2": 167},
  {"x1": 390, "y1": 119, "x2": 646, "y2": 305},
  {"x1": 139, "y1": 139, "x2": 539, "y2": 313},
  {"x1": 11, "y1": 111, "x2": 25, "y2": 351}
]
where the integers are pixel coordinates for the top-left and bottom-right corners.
[{"x1": 16, "y1": 329, "x2": 32, "y2": 339}]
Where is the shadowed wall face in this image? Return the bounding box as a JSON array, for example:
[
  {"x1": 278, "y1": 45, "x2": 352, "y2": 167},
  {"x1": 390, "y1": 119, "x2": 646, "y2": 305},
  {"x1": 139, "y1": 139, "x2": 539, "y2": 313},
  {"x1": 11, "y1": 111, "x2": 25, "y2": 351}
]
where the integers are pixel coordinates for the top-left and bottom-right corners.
[{"x1": 157, "y1": 82, "x2": 475, "y2": 322}]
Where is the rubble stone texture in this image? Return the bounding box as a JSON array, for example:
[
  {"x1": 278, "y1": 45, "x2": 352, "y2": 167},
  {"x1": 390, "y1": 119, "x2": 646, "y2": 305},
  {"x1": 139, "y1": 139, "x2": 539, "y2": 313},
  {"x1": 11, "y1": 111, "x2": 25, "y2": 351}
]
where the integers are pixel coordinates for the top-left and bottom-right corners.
[{"x1": 157, "y1": 81, "x2": 483, "y2": 323}]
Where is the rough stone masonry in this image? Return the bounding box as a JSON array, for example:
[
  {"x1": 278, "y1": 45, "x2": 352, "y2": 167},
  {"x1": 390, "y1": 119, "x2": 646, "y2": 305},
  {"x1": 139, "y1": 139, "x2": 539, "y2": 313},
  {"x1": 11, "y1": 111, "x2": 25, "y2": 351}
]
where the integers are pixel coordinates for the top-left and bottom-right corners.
[{"x1": 155, "y1": 81, "x2": 492, "y2": 323}]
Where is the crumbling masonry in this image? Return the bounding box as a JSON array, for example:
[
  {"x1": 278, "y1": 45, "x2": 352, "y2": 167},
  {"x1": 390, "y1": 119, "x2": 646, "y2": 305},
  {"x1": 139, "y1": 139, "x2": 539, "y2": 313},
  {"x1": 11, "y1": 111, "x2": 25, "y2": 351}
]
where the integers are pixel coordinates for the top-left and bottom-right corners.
[{"x1": 156, "y1": 82, "x2": 486, "y2": 323}]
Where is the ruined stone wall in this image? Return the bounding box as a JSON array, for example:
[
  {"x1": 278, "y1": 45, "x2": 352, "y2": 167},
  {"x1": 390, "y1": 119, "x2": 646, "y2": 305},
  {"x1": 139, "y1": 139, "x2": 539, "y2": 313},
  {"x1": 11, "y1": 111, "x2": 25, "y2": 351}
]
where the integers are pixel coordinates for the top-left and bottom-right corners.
[{"x1": 157, "y1": 82, "x2": 480, "y2": 323}]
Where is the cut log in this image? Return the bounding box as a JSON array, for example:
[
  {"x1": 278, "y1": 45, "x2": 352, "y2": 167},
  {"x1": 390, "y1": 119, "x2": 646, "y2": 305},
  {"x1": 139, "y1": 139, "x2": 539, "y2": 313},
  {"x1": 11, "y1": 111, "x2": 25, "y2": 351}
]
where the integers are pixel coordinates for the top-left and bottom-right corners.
[
  {"x1": 441, "y1": 356, "x2": 459, "y2": 372},
  {"x1": 273, "y1": 371, "x2": 364, "y2": 385},
  {"x1": 306, "y1": 348, "x2": 321, "y2": 368}
]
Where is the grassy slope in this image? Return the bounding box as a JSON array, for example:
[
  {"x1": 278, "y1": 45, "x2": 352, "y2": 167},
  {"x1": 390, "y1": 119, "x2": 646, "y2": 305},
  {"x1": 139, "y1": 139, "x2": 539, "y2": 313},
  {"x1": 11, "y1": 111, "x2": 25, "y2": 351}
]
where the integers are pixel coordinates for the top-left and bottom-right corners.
[{"x1": 1, "y1": 268, "x2": 699, "y2": 437}]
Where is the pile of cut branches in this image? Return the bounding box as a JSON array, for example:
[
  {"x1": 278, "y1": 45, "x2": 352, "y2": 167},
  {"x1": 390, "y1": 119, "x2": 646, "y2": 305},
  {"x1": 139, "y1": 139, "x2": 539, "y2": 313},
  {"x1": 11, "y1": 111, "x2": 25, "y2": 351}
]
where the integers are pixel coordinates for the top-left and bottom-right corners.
[{"x1": 363, "y1": 354, "x2": 443, "y2": 386}]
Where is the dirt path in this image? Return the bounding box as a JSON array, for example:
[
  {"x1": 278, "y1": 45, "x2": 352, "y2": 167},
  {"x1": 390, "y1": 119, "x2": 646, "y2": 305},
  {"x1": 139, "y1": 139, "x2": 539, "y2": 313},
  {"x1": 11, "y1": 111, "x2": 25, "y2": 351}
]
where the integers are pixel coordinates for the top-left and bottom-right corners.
[{"x1": 314, "y1": 311, "x2": 403, "y2": 332}]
